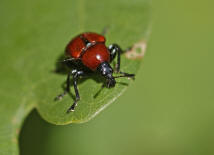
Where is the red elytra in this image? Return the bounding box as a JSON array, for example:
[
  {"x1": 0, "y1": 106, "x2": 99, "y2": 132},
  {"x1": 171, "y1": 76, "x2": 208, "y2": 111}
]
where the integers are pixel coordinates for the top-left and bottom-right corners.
[
  {"x1": 65, "y1": 32, "x2": 109, "y2": 70},
  {"x1": 82, "y1": 43, "x2": 110, "y2": 70}
]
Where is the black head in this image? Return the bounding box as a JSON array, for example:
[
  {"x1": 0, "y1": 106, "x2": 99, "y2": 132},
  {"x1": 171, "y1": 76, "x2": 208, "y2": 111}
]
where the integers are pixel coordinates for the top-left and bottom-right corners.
[{"x1": 97, "y1": 62, "x2": 116, "y2": 88}]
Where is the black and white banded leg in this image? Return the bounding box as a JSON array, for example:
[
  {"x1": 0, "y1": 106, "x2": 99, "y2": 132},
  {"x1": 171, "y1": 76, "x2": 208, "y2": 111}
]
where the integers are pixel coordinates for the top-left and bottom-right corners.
[
  {"x1": 108, "y1": 44, "x2": 135, "y2": 78},
  {"x1": 66, "y1": 69, "x2": 85, "y2": 113},
  {"x1": 55, "y1": 69, "x2": 85, "y2": 113}
]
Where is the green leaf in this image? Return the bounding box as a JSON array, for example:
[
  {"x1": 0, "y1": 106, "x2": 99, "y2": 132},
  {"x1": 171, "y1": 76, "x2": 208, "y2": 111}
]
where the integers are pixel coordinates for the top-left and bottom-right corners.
[{"x1": 0, "y1": 0, "x2": 151, "y2": 154}]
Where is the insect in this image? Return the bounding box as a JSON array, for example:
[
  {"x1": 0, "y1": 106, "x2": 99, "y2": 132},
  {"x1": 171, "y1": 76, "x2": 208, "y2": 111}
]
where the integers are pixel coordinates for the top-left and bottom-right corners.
[{"x1": 55, "y1": 32, "x2": 135, "y2": 113}]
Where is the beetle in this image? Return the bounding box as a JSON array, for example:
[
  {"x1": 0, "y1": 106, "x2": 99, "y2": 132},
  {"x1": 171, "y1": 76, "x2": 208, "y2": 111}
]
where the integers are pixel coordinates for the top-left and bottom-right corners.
[{"x1": 55, "y1": 32, "x2": 135, "y2": 113}]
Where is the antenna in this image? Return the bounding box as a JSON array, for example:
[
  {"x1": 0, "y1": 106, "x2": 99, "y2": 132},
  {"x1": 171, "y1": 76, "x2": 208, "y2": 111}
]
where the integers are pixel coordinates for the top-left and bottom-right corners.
[{"x1": 114, "y1": 74, "x2": 135, "y2": 79}]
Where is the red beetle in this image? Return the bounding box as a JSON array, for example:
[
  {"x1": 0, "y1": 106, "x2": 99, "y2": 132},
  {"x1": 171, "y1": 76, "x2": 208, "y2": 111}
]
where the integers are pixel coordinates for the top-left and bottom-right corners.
[{"x1": 55, "y1": 32, "x2": 135, "y2": 112}]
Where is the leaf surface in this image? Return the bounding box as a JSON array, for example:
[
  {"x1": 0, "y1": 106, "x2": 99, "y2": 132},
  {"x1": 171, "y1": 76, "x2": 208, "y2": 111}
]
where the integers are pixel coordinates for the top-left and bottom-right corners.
[{"x1": 0, "y1": 0, "x2": 151, "y2": 154}]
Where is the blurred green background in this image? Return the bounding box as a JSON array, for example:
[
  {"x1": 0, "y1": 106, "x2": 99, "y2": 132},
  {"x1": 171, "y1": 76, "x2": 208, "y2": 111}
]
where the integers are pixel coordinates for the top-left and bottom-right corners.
[{"x1": 20, "y1": 0, "x2": 214, "y2": 155}]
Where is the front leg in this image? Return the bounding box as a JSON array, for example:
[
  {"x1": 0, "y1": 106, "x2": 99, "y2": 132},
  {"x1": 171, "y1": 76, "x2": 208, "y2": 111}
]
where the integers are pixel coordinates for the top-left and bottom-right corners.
[
  {"x1": 67, "y1": 69, "x2": 85, "y2": 113},
  {"x1": 55, "y1": 68, "x2": 85, "y2": 113},
  {"x1": 108, "y1": 44, "x2": 121, "y2": 72},
  {"x1": 108, "y1": 44, "x2": 135, "y2": 78}
]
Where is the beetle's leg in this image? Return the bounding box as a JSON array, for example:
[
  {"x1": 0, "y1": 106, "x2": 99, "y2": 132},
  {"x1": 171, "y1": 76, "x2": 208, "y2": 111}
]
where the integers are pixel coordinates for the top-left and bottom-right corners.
[
  {"x1": 62, "y1": 57, "x2": 75, "y2": 63},
  {"x1": 54, "y1": 70, "x2": 72, "y2": 101},
  {"x1": 108, "y1": 44, "x2": 120, "y2": 71},
  {"x1": 108, "y1": 44, "x2": 135, "y2": 78},
  {"x1": 62, "y1": 57, "x2": 77, "y2": 68},
  {"x1": 67, "y1": 69, "x2": 85, "y2": 113}
]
